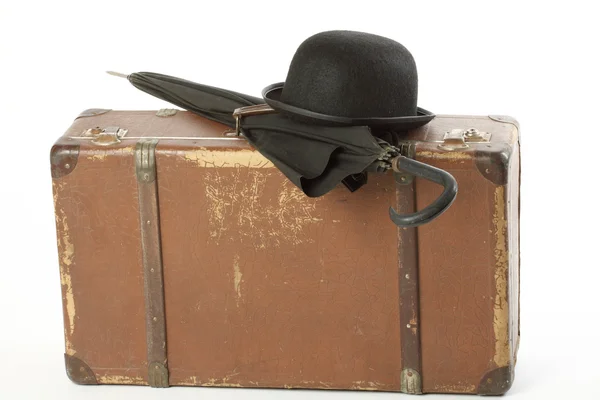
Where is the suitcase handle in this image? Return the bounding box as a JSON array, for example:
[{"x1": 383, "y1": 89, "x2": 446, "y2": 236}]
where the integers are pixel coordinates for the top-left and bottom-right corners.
[{"x1": 389, "y1": 156, "x2": 458, "y2": 227}]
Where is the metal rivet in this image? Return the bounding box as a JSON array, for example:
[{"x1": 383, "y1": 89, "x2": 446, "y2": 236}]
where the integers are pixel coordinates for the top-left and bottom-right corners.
[
  {"x1": 146, "y1": 220, "x2": 151, "y2": 225},
  {"x1": 400, "y1": 176, "x2": 406, "y2": 182},
  {"x1": 406, "y1": 324, "x2": 411, "y2": 328},
  {"x1": 153, "y1": 317, "x2": 158, "y2": 322},
  {"x1": 64, "y1": 164, "x2": 71, "y2": 169},
  {"x1": 143, "y1": 173, "x2": 149, "y2": 181},
  {"x1": 405, "y1": 274, "x2": 410, "y2": 279},
  {"x1": 485, "y1": 168, "x2": 490, "y2": 174},
  {"x1": 155, "y1": 365, "x2": 160, "y2": 370},
  {"x1": 487, "y1": 378, "x2": 493, "y2": 384},
  {"x1": 407, "y1": 371, "x2": 413, "y2": 377},
  {"x1": 150, "y1": 268, "x2": 155, "y2": 273},
  {"x1": 79, "y1": 366, "x2": 85, "y2": 372}
]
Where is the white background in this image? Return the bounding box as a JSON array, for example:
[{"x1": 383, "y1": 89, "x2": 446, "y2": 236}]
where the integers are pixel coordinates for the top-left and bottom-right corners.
[{"x1": 1, "y1": 1, "x2": 599, "y2": 399}]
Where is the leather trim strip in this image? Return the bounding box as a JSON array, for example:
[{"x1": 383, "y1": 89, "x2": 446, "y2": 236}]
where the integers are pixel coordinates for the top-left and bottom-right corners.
[
  {"x1": 135, "y1": 140, "x2": 169, "y2": 388},
  {"x1": 396, "y1": 143, "x2": 423, "y2": 394}
]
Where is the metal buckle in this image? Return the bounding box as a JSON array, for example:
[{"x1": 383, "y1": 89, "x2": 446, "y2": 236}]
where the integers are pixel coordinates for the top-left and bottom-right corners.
[{"x1": 228, "y1": 104, "x2": 276, "y2": 136}]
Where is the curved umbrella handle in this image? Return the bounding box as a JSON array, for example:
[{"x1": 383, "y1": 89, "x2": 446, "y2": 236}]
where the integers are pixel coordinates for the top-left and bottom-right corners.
[{"x1": 389, "y1": 156, "x2": 458, "y2": 228}]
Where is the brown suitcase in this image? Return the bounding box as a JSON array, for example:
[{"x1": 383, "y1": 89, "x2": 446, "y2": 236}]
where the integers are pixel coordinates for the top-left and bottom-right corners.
[{"x1": 51, "y1": 109, "x2": 520, "y2": 395}]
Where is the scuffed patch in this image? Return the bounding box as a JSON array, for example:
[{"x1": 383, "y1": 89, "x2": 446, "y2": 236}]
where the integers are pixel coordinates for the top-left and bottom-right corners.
[
  {"x1": 86, "y1": 147, "x2": 134, "y2": 161},
  {"x1": 183, "y1": 148, "x2": 274, "y2": 169},
  {"x1": 201, "y1": 164, "x2": 322, "y2": 247},
  {"x1": 59, "y1": 213, "x2": 74, "y2": 268},
  {"x1": 201, "y1": 381, "x2": 242, "y2": 388},
  {"x1": 493, "y1": 186, "x2": 510, "y2": 367},
  {"x1": 176, "y1": 378, "x2": 388, "y2": 391},
  {"x1": 284, "y1": 381, "x2": 337, "y2": 390},
  {"x1": 418, "y1": 150, "x2": 471, "y2": 161},
  {"x1": 53, "y1": 181, "x2": 76, "y2": 354},
  {"x1": 351, "y1": 381, "x2": 386, "y2": 391},
  {"x1": 86, "y1": 153, "x2": 107, "y2": 161},
  {"x1": 97, "y1": 375, "x2": 145, "y2": 384},
  {"x1": 181, "y1": 373, "x2": 242, "y2": 387},
  {"x1": 58, "y1": 213, "x2": 75, "y2": 337},
  {"x1": 233, "y1": 254, "x2": 243, "y2": 305},
  {"x1": 432, "y1": 382, "x2": 476, "y2": 393},
  {"x1": 64, "y1": 336, "x2": 75, "y2": 356}
]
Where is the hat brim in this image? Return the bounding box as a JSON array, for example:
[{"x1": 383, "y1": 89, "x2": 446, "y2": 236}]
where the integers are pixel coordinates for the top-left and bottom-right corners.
[{"x1": 263, "y1": 83, "x2": 435, "y2": 130}]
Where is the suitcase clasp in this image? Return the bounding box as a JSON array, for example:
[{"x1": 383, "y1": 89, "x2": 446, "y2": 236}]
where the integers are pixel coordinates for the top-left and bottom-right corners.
[
  {"x1": 439, "y1": 128, "x2": 490, "y2": 151},
  {"x1": 81, "y1": 126, "x2": 128, "y2": 146}
]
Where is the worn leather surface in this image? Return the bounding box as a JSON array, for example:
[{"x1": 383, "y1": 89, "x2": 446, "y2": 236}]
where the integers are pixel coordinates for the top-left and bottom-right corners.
[
  {"x1": 52, "y1": 111, "x2": 519, "y2": 391},
  {"x1": 52, "y1": 142, "x2": 148, "y2": 384},
  {"x1": 157, "y1": 147, "x2": 400, "y2": 389},
  {"x1": 412, "y1": 116, "x2": 519, "y2": 393}
]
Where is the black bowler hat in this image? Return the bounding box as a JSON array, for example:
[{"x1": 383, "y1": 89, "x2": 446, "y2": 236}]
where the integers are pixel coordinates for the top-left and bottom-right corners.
[{"x1": 263, "y1": 30, "x2": 434, "y2": 130}]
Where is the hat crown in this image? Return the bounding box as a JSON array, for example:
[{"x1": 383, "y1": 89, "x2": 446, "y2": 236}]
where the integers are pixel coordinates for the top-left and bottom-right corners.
[{"x1": 280, "y1": 31, "x2": 418, "y2": 119}]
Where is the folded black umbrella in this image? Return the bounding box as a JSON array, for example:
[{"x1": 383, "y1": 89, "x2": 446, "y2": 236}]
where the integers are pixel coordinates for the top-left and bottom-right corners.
[
  {"x1": 123, "y1": 71, "x2": 394, "y2": 197},
  {"x1": 109, "y1": 31, "x2": 459, "y2": 227}
]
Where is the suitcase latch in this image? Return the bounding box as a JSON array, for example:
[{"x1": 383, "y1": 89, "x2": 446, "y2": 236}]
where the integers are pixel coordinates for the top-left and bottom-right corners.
[
  {"x1": 81, "y1": 126, "x2": 128, "y2": 146},
  {"x1": 439, "y1": 128, "x2": 491, "y2": 151}
]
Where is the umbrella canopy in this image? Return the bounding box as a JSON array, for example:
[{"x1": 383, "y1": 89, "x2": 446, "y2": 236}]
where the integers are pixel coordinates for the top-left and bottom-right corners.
[
  {"x1": 127, "y1": 72, "x2": 262, "y2": 127},
  {"x1": 124, "y1": 72, "x2": 395, "y2": 197}
]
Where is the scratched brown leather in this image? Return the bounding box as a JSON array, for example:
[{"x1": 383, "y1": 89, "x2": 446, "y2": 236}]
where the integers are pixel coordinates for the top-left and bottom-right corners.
[{"x1": 51, "y1": 110, "x2": 519, "y2": 393}]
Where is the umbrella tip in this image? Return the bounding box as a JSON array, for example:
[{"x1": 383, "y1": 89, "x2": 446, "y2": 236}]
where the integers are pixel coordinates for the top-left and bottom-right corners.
[{"x1": 106, "y1": 71, "x2": 129, "y2": 79}]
